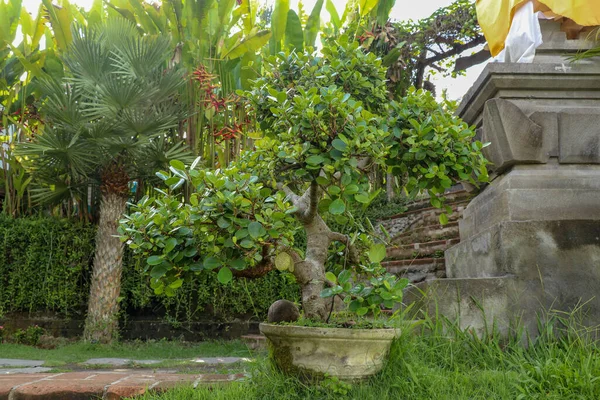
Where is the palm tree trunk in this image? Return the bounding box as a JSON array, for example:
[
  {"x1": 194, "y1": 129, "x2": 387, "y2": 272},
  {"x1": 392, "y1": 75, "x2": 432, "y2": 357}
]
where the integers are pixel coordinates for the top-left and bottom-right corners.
[{"x1": 83, "y1": 191, "x2": 127, "y2": 343}]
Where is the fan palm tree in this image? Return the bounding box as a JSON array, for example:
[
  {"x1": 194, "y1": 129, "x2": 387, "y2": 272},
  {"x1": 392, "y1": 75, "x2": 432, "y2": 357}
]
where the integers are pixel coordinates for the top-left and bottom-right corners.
[{"x1": 18, "y1": 19, "x2": 190, "y2": 343}]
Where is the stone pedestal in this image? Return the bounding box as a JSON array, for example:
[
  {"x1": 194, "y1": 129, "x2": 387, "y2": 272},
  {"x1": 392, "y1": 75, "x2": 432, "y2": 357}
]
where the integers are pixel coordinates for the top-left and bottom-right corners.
[{"x1": 408, "y1": 23, "x2": 600, "y2": 337}]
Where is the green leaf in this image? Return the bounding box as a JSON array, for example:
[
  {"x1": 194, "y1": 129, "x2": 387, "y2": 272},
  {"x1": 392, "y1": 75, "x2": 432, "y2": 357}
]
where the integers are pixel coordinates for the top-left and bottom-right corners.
[
  {"x1": 248, "y1": 221, "x2": 263, "y2": 239},
  {"x1": 328, "y1": 186, "x2": 341, "y2": 195},
  {"x1": 217, "y1": 217, "x2": 231, "y2": 229},
  {"x1": 150, "y1": 265, "x2": 168, "y2": 279},
  {"x1": 329, "y1": 198, "x2": 346, "y2": 215},
  {"x1": 368, "y1": 243, "x2": 387, "y2": 263},
  {"x1": 164, "y1": 237, "x2": 177, "y2": 253},
  {"x1": 316, "y1": 176, "x2": 329, "y2": 185},
  {"x1": 306, "y1": 155, "x2": 324, "y2": 165},
  {"x1": 147, "y1": 255, "x2": 163, "y2": 266},
  {"x1": 271, "y1": 0, "x2": 289, "y2": 44},
  {"x1": 275, "y1": 252, "x2": 293, "y2": 271},
  {"x1": 320, "y1": 288, "x2": 334, "y2": 298},
  {"x1": 345, "y1": 184, "x2": 359, "y2": 195},
  {"x1": 169, "y1": 159, "x2": 186, "y2": 171},
  {"x1": 284, "y1": 10, "x2": 304, "y2": 51},
  {"x1": 304, "y1": 0, "x2": 324, "y2": 47},
  {"x1": 223, "y1": 30, "x2": 272, "y2": 59},
  {"x1": 203, "y1": 257, "x2": 221, "y2": 270},
  {"x1": 240, "y1": 239, "x2": 254, "y2": 248},
  {"x1": 325, "y1": 271, "x2": 337, "y2": 284},
  {"x1": 184, "y1": 248, "x2": 198, "y2": 257},
  {"x1": 169, "y1": 279, "x2": 183, "y2": 289},
  {"x1": 217, "y1": 267, "x2": 233, "y2": 284},
  {"x1": 326, "y1": 0, "x2": 341, "y2": 30},
  {"x1": 230, "y1": 259, "x2": 247, "y2": 270},
  {"x1": 338, "y1": 269, "x2": 352, "y2": 284},
  {"x1": 356, "y1": 307, "x2": 369, "y2": 316},
  {"x1": 349, "y1": 300, "x2": 362, "y2": 312},
  {"x1": 331, "y1": 138, "x2": 347, "y2": 151},
  {"x1": 439, "y1": 213, "x2": 449, "y2": 225},
  {"x1": 355, "y1": 193, "x2": 370, "y2": 204}
]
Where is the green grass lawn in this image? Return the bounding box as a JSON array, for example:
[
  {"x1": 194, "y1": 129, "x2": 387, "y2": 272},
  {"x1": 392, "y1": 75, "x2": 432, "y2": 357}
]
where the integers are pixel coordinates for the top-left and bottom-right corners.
[
  {"x1": 0, "y1": 339, "x2": 253, "y2": 367},
  {"x1": 132, "y1": 314, "x2": 600, "y2": 400}
]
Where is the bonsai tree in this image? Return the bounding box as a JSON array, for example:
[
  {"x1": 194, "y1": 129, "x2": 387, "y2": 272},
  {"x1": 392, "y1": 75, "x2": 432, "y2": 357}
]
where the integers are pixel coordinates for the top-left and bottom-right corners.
[
  {"x1": 120, "y1": 37, "x2": 488, "y2": 322},
  {"x1": 18, "y1": 19, "x2": 190, "y2": 342}
]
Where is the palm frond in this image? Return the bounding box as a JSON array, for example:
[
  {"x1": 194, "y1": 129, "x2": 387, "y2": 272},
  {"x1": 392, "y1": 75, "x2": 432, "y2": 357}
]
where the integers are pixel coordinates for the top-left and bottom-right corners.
[
  {"x1": 110, "y1": 34, "x2": 173, "y2": 80},
  {"x1": 135, "y1": 136, "x2": 195, "y2": 179},
  {"x1": 63, "y1": 24, "x2": 112, "y2": 86}
]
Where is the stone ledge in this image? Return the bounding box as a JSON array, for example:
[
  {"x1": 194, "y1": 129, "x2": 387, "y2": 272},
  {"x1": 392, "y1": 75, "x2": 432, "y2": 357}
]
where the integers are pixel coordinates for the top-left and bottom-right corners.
[{"x1": 0, "y1": 371, "x2": 244, "y2": 400}]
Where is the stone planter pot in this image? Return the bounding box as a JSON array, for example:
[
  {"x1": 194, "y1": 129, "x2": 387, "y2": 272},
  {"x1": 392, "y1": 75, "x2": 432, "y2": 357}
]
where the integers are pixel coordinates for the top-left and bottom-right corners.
[{"x1": 259, "y1": 323, "x2": 400, "y2": 381}]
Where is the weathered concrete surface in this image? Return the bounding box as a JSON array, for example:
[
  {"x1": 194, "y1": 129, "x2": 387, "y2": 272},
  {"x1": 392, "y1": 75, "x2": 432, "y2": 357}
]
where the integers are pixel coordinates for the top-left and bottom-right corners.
[
  {"x1": 430, "y1": 21, "x2": 600, "y2": 339},
  {"x1": 481, "y1": 99, "x2": 546, "y2": 174},
  {"x1": 458, "y1": 163, "x2": 600, "y2": 240},
  {"x1": 82, "y1": 357, "x2": 250, "y2": 366},
  {"x1": 534, "y1": 20, "x2": 600, "y2": 64},
  {"x1": 446, "y1": 220, "x2": 600, "y2": 328},
  {"x1": 456, "y1": 63, "x2": 600, "y2": 127},
  {"x1": 0, "y1": 367, "x2": 52, "y2": 374},
  {"x1": 403, "y1": 276, "x2": 541, "y2": 337},
  {"x1": 83, "y1": 358, "x2": 162, "y2": 366},
  {"x1": 0, "y1": 359, "x2": 44, "y2": 368},
  {"x1": 259, "y1": 323, "x2": 399, "y2": 381}
]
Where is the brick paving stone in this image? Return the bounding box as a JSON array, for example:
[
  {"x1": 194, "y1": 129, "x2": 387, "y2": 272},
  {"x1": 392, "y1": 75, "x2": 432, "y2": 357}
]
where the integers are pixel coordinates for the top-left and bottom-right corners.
[
  {"x1": 1, "y1": 371, "x2": 243, "y2": 400},
  {"x1": 12, "y1": 382, "x2": 106, "y2": 400},
  {"x1": 0, "y1": 375, "x2": 54, "y2": 400},
  {"x1": 104, "y1": 385, "x2": 147, "y2": 400},
  {"x1": 47, "y1": 372, "x2": 129, "y2": 384}
]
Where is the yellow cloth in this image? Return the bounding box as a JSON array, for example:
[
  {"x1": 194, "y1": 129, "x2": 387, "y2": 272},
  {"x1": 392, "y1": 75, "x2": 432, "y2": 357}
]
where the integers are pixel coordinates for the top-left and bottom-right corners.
[{"x1": 477, "y1": 0, "x2": 600, "y2": 56}]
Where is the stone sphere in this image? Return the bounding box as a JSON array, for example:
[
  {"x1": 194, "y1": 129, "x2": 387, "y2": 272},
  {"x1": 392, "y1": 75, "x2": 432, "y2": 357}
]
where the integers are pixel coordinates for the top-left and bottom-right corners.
[{"x1": 267, "y1": 300, "x2": 300, "y2": 323}]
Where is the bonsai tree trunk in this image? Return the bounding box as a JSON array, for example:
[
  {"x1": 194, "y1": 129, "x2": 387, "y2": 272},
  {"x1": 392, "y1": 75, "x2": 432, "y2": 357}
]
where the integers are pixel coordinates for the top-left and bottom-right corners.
[
  {"x1": 84, "y1": 163, "x2": 129, "y2": 343},
  {"x1": 281, "y1": 182, "x2": 358, "y2": 321}
]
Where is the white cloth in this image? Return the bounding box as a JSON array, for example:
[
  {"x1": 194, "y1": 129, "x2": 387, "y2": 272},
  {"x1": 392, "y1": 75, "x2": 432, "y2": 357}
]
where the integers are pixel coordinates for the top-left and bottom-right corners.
[{"x1": 493, "y1": 1, "x2": 544, "y2": 63}]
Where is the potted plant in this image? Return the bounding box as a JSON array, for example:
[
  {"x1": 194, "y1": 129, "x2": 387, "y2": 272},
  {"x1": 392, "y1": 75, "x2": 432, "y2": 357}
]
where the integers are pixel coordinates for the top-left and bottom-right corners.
[{"x1": 119, "y1": 37, "x2": 488, "y2": 380}]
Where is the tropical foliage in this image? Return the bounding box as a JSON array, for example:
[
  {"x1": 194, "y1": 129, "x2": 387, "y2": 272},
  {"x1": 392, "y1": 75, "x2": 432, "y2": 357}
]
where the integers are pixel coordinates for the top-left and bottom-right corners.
[{"x1": 17, "y1": 19, "x2": 188, "y2": 342}]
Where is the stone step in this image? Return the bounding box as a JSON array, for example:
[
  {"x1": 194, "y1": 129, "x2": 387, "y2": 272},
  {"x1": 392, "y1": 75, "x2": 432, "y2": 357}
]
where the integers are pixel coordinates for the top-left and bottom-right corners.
[
  {"x1": 383, "y1": 195, "x2": 471, "y2": 222},
  {"x1": 391, "y1": 222, "x2": 459, "y2": 245},
  {"x1": 382, "y1": 258, "x2": 446, "y2": 283},
  {"x1": 400, "y1": 190, "x2": 472, "y2": 214},
  {"x1": 378, "y1": 201, "x2": 467, "y2": 239},
  {"x1": 241, "y1": 334, "x2": 266, "y2": 350},
  {"x1": 386, "y1": 238, "x2": 460, "y2": 260},
  {"x1": 417, "y1": 203, "x2": 468, "y2": 227}
]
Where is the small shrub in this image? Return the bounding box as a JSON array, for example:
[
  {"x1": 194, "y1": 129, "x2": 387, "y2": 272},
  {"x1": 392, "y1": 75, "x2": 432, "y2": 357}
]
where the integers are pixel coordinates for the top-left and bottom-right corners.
[{"x1": 12, "y1": 325, "x2": 45, "y2": 346}]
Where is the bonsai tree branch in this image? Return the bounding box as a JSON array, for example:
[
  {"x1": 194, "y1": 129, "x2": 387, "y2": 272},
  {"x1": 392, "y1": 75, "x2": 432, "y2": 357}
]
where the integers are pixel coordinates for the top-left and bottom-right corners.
[
  {"x1": 329, "y1": 231, "x2": 360, "y2": 264},
  {"x1": 279, "y1": 181, "x2": 320, "y2": 224},
  {"x1": 305, "y1": 181, "x2": 319, "y2": 223},
  {"x1": 277, "y1": 183, "x2": 300, "y2": 205}
]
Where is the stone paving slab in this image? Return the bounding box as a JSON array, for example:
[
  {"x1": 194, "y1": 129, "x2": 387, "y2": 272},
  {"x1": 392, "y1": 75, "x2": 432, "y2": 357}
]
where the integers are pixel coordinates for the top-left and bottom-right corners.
[
  {"x1": 190, "y1": 357, "x2": 251, "y2": 364},
  {"x1": 0, "y1": 360, "x2": 44, "y2": 368},
  {"x1": 0, "y1": 367, "x2": 52, "y2": 375},
  {"x1": 82, "y1": 356, "x2": 250, "y2": 366},
  {"x1": 0, "y1": 371, "x2": 244, "y2": 400},
  {"x1": 83, "y1": 358, "x2": 162, "y2": 366}
]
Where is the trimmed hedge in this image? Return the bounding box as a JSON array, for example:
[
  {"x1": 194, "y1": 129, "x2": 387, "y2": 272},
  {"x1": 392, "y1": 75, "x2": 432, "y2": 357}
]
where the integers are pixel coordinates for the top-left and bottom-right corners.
[
  {"x1": 0, "y1": 216, "x2": 299, "y2": 322},
  {"x1": 0, "y1": 216, "x2": 95, "y2": 316}
]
